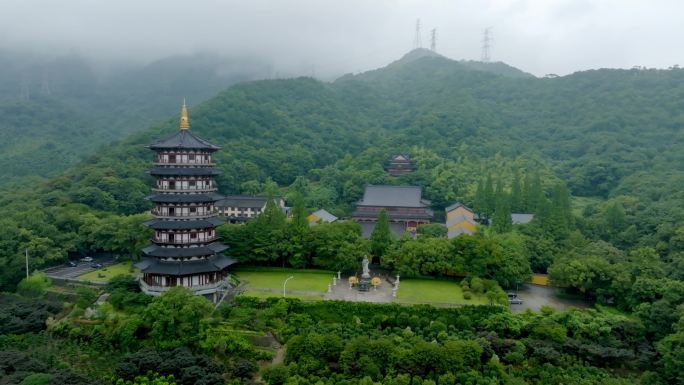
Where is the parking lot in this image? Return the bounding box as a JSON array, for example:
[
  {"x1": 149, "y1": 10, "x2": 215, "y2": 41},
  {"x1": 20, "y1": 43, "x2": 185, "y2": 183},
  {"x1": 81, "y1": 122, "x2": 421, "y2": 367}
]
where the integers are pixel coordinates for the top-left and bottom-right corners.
[{"x1": 44, "y1": 257, "x2": 117, "y2": 280}]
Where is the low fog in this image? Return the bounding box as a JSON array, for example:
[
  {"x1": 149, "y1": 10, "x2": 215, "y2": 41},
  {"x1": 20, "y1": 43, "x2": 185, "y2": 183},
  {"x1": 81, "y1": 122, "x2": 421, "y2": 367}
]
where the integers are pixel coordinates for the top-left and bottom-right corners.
[{"x1": 1, "y1": 0, "x2": 683, "y2": 78}]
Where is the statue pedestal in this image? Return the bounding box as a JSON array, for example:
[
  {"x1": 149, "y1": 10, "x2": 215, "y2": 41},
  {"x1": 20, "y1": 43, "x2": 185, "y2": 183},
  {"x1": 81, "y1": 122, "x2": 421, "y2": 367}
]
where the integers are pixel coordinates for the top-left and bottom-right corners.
[{"x1": 358, "y1": 272, "x2": 371, "y2": 292}]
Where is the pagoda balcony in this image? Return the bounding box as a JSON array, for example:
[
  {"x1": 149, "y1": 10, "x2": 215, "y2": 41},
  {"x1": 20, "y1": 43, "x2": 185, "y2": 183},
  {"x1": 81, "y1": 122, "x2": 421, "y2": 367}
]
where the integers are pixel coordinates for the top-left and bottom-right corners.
[
  {"x1": 140, "y1": 279, "x2": 228, "y2": 296},
  {"x1": 152, "y1": 236, "x2": 219, "y2": 245},
  {"x1": 151, "y1": 211, "x2": 218, "y2": 220},
  {"x1": 154, "y1": 161, "x2": 216, "y2": 166},
  {"x1": 152, "y1": 187, "x2": 217, "y2": 193}
]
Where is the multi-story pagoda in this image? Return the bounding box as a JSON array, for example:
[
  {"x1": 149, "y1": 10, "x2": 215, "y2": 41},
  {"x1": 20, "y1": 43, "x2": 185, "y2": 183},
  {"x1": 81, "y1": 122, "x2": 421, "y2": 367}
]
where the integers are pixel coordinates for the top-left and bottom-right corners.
[{"x1": 136, "y1": 101, "x2": 236, "y2": 302}]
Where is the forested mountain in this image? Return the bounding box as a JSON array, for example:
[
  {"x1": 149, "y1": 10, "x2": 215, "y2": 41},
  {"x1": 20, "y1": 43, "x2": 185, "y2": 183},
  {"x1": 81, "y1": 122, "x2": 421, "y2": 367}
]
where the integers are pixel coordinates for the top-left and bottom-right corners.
[
  {"x1": 2, "y1": 48, "x2": 684, "y2": 384},
  {"x1": 2, "y1": 49, "x2": 683, "y2": 274},
  {"x1": 0, "y1": 51, "x2": 270, "y2": 184}
]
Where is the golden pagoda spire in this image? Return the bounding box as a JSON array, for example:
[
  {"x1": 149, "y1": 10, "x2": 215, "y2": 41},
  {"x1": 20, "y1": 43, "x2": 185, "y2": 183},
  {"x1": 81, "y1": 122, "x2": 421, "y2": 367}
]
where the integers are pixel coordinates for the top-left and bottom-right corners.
[{"x1": 179, "y1": 98, "x2": 190, "y2": 130}]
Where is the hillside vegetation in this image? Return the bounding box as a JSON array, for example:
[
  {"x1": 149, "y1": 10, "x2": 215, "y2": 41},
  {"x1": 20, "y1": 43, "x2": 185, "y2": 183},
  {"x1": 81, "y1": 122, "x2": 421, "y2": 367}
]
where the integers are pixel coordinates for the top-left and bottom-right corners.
[
  {"x1": 0, "y1": 51, "x2": 270, "y2": 184},
  {"x1": 1, "y1": 49, "x2": 684, "y2": 384},
  {"x1": 1, "y1": 49, "x2": 683, "y2": 284}
]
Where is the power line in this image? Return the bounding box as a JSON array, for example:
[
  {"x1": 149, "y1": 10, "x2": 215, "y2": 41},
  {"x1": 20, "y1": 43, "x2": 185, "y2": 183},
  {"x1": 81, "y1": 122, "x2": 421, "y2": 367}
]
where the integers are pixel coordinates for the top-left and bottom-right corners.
[
  {"x1": 481, "y1": 27, "x2": 493, "y2": 62},
  {"x1": 414, "y1": 19, "x2": 422, "y2": 49}
]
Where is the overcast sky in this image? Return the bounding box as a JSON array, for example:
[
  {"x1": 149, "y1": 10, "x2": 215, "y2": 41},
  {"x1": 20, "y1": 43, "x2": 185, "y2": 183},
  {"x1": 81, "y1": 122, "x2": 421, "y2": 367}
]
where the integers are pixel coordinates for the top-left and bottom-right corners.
[{"x1": 1, "y1": 0, "x2": 682, "y2": 77}]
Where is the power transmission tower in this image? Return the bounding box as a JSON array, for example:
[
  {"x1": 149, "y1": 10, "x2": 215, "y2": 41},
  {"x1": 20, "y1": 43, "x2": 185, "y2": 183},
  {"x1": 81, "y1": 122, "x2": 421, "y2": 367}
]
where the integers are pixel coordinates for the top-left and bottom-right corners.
[
  {"x1": 430, "y1": 28, "x2": 437, "y2": 52},
  {"x1": 414, "y1": 19, "x2": 422, "y2": 49},
  {"x1": 481, "y1": 27, "x2": 492, "y2": 62}
]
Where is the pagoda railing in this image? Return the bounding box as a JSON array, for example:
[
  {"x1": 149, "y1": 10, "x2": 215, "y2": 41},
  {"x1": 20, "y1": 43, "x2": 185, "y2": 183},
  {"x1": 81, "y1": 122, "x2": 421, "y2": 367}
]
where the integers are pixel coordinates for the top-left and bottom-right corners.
[
  {"x1": 154, "y1": 161, "x2": 216, "y2": 166},
  {"x1": 151, "y1": 211, "x2": 219, "y2": 220},
  {"x1": 152, "y1": 236, "x2": 219, "y2": 245},
  {"x1": 152, "y1": 187, "x2": 217, "y2": 193},
  {"x1": 140, "y1": 279, "x2": 228, "y2": 296}
]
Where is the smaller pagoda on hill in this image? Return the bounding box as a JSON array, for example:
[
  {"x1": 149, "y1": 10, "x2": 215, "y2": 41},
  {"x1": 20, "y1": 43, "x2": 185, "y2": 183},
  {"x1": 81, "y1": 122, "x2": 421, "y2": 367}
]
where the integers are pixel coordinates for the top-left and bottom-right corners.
[
  {"x1": 136, "y1": 101, "x2": 236, "y2": 302},
  {"x1": 385, "y1": 154, "x2": 416, "y2": 176}
]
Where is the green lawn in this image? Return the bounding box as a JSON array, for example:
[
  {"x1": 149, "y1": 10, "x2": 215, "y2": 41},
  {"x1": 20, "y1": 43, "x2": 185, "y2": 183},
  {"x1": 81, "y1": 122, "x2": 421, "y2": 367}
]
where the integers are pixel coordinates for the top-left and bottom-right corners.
[
  {"x1": 234, "y1": 268, "x2": 333, "y2": 293},
  {"x1": 78, "y1": 261, "x2": 138, "y2": 282},
  {"x1": 396, "y1": 279, "x2": 488, "y2": 306},
  {"x1": 240, "y1": 290, "x2": 325, "y2": 301}
]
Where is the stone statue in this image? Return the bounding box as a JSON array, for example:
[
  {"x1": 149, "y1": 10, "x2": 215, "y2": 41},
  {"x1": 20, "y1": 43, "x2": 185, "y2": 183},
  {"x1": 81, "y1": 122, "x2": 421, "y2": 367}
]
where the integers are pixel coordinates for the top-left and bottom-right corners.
[
  {"x1": 362, "y1": 256, "x2": 370, "y2": 278},
  {"x1": 358, "y1": 256, "x2": 371, "y2": 291}
]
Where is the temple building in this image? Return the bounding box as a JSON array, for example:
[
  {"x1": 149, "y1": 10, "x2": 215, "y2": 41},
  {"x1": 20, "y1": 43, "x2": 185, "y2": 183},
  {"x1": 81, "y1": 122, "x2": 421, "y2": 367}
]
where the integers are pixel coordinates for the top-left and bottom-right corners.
[
  {"x1": 216, "y1": 195, "x2": 285, "y2": 224},
  {"x1": 136, "y1": 101, "x2": 236, "y2": 302},
  {"x1": 353, "y1": 185, "x2": 433, "y2": 237},
  {"x1": 445, "y1": 202, "x2": 477, "y2": 238},
  {"x1": 385, "y1": 154, "x2": 416, "y2": 176}
]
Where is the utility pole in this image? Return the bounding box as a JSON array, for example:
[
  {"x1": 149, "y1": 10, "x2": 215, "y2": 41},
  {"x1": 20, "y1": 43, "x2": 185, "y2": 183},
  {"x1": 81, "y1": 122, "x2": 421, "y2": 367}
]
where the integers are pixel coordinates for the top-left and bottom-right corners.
[
  {"x1": 481, "y1": 27, "x2": 492, "y2": 62},
  {"x1": 414, "y1": 19, "x2": 422, "y2": 49},
  {"x1": 430, "y1": 28, "x2": 437, "y2": 52}
]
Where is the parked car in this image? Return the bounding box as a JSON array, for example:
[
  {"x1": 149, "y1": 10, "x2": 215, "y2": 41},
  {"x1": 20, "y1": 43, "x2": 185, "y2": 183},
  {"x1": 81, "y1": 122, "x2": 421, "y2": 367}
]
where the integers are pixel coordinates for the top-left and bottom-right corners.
[
  {"x1": 90, "y1": 263, "x2": 103, "y2": 269},
  {"x1": 508, "y1": 297, "x2": 523, "y2": 305},
  {"x1": 67, "y1": 261, "x2": 77, "y2": 267},
  {"x1": 81, "y1": 257, "x2": 93, "y2": 262}
]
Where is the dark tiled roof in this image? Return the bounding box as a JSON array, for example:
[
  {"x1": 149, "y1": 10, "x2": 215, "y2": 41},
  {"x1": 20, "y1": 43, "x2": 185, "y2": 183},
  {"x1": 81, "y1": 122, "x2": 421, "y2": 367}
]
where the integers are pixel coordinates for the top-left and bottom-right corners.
[
  {"x1": 148, "y1": 130, "x2": 221, "y2": 151},
  {"x1": 445, "y1": 202, "x2": 474, "y2": 213},
  {"x1": 357, "y1": 185, "x2": 428, "y2": 208},
  {"x1": 388, "y1": 154, "x2": 412, "y2": 162},
  {"x1": 136, "y1": 254, "x2": 237, "y2": 275},
  {"x1": 142, "y1": 242, "x2": 228, "y2": 258},
  {"x1": 352, "y1": 210, "x2": 434, "y2": 220},
  {"x1": 143, "y1": 217, "x2": 225, "y2": 230},
  {"x1": 149, "y1": 167, "x2": 222, "y2": 176},
  {"x1": 147, "y1": 192, "x2": 224, "y2": 203}
]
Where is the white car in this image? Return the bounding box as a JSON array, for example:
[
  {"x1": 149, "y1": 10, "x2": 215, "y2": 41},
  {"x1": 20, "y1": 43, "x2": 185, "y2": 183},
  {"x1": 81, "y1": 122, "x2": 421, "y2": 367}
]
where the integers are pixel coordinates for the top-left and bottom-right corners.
[{"x1": 81, "y1": 257, "x2": 93, "y2": 262}]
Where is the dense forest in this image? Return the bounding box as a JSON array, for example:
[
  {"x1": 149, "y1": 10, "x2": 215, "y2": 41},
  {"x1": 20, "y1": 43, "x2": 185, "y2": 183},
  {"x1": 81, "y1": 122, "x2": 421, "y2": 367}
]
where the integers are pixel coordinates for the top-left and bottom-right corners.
[
  {"x1": 1, "y1": 49, "x2": 684, "y2": 383},
  {"x1": 0, "y1": 50, "x2": 271, "y2": 184}
]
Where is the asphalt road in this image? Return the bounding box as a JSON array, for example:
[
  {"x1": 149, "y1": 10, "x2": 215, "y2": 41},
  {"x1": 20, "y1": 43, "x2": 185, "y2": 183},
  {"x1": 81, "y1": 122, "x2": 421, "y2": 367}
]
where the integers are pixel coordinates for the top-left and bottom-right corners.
[
  {"x1": 510, "y1": 283, "x2": 593, "y2": 313},
  {"x1": 44, "y1": 257, "x2": 117, "y2": 280}
]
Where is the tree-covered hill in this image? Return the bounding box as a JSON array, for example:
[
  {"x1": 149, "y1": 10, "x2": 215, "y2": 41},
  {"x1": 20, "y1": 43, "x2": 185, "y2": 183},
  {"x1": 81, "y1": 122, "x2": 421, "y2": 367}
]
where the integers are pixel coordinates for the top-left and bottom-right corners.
[
  {"x1": 0, "y1": 51, "x2": 270, "y2": 185},
  {"x1": 3, "y1": 49, "x2": 684, "y2": 383},
  {"x1": 1, "y1": 49, "x2": 683, "y2": 290}
]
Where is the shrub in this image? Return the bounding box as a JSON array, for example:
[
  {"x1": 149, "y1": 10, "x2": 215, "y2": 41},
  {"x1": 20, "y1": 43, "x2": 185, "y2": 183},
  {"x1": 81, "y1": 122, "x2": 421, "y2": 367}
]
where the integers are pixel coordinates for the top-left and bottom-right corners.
[
  {"x1": 262, "y1": 364, "x2": 289, "y2": 385},
  {"x1": 470, "y1": 277, "x2": 485, "y2": 294},
  {"x1": 463, "y1": 291, "x2": 472, "y2": 300},
  {"x1": 16, "y1": 273, "x2": 51, "y2": 297},
  {"x1": 231, "y1": 359, "x2": 257, "y2": 379},
  {"x1": 19, "y1": 373, "x2": 52, "y2": 385},
  {"x1": 107, "y1": 275, "x2": 140, "y2": 293}
]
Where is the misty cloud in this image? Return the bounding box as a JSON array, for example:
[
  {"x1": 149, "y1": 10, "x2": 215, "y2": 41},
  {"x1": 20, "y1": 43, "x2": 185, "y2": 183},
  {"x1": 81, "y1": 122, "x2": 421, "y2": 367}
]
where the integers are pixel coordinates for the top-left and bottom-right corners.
[{"x1": 1, "y1": 0, "x2": 682, "y2": 77}]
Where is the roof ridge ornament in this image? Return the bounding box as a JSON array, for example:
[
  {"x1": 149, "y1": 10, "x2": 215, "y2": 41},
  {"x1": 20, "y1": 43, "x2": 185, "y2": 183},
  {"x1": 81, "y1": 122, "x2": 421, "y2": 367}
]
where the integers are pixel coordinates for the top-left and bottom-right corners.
[{"x1": 180, "y1": 98, "x2": 190, "y2": 130}]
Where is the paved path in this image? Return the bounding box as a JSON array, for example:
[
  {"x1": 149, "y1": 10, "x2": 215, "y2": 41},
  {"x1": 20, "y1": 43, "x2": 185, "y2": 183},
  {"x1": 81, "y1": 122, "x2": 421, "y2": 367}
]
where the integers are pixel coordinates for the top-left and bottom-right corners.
[
  {"x1": 510, "y1": 284, "x2": 593, "y2": 313},
  {"x1": 325, "y1": 274, "x2": 395, "y2": 303}
]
